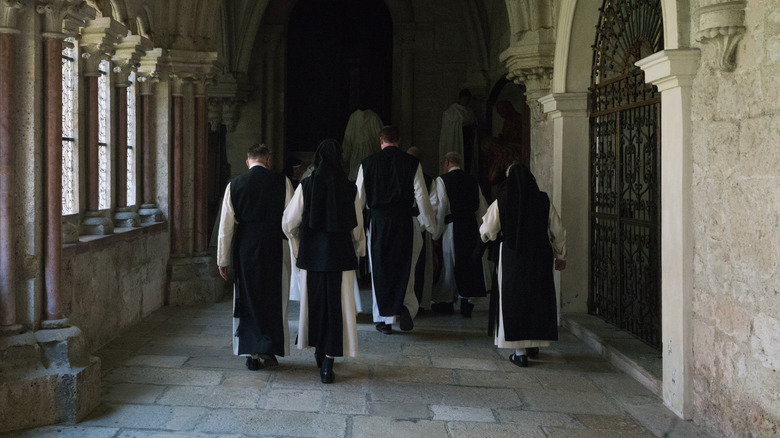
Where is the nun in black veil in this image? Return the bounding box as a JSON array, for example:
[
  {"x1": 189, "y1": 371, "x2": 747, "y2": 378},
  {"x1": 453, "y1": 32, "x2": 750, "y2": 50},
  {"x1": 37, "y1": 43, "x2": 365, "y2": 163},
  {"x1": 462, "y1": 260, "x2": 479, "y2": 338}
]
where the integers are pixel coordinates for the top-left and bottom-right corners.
[
  {"x1": 282, "y1": 139, "x2": 366, "y2": 383},
  {"x1": 479, "y1": 163, "x2": 567, "y2": 368}
]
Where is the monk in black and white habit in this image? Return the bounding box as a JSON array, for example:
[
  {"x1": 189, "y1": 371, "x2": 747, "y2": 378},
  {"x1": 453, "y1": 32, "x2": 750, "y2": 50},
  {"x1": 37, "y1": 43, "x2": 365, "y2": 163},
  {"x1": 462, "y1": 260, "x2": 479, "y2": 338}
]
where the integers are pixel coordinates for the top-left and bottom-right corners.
[
  {"x1": 282, "y1": 139, "x2": 366, "y2": 384},
  {"x1": 356, "y1": 125, "x2": 437, "y2": 334},
  {"x1": 431, "y1": 151, "x2": 489, "y2": 317},
  {"x1": 217, "y1": 144, "x2": 294, "y2": 371},
  {"x1": 479, "y1": 163, "x2": 566, "y2": 367}
]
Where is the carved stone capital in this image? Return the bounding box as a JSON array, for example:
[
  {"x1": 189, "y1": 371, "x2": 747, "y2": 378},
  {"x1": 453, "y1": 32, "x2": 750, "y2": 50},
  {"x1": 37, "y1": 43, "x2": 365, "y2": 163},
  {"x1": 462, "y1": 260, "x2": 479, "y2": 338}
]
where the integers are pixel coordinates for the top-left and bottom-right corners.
[
  {"x1": 0, "y1": 0, "x2": 25, "y2": 33},
  {"x1": 507, "y1": 66, "x2": 553, "y2": 96},
  {"x1": 136, "y1": 73, "x2": 157, "y2": 95},
  {"x1": 79, "y1": 17, "x2": 125, "y2": 75},
  {"x1": 37, "y1": 0, "x2": 95, "y2": 37},
  {"x1": 112, "y1": 34, "x2": 153, "y2": 86},
  {"x1": 695, "y1": 0, "x2": 745, "y2": 72},
  {"x1": 500, "y1": 28, "x2": 555, "y2": 96}
]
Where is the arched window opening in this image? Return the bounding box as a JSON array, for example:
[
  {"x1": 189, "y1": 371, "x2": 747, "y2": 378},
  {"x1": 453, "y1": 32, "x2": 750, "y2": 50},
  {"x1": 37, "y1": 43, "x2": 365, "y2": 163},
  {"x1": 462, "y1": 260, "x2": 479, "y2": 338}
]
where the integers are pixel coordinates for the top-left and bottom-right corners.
[{"x1": 62, "y1": 38, "x2": 77, "y2": 215}]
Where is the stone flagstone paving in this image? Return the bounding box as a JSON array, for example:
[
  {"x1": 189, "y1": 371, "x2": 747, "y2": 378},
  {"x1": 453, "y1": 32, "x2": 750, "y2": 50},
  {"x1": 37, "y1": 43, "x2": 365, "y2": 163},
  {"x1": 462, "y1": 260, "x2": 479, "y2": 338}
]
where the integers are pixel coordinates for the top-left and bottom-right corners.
[{"x1": 1, "y1": 295, "x2": 712, "y2": 437}]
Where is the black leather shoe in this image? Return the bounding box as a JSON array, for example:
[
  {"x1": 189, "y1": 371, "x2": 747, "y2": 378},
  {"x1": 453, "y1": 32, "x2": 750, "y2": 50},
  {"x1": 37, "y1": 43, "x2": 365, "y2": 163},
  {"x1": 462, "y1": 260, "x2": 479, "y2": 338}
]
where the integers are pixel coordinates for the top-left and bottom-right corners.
[
  {"x1": 246, "y1": 357, "x2": 262, "y2": 371},
  {"x1": 399, "y1": 306, "x2": 414, "y2": 331},
  {"x1": 509, "y1": 353, "x2": 528, "y2": 368},
  {"x1": 526, "y1": 347, "x2": 539, "y2": 358},
  {"x1": 315, "y1": 352, "x2": 324, "y2": 368},
  {"x1": 431, "y1": 302, "x2": 454, "y2": 314},
  {"x1": 460, "y1": 298, "x2": 474, "y2": 318},
  {"x1": 375, "y1": 322, "x2": 392, "y2": 334},
  {"x1": 259, "y1": 354, "x2": 278, "y2": 367},
  {"x1": 320, "y1": 357, "x2": 335, "y2": 384}
]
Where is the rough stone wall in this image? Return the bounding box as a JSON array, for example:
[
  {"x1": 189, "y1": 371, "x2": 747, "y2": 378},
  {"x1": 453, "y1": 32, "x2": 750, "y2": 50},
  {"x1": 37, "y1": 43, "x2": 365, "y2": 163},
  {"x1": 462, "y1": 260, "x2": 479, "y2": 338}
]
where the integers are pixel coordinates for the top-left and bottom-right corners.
[
  {"x1": 690, "y1": 1, "x2": 780, "y2": 436},
  {"x1": 61, "y1": 226, "x2": 169, "y2": 351}
]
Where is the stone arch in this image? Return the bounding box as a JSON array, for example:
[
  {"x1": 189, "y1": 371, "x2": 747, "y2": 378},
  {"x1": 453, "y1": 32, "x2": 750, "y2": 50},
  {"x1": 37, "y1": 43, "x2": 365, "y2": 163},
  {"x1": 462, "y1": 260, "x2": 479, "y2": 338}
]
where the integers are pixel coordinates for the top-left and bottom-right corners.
[
  {"x1": 109, "y1": 0, "x2": 128, "y2": 25},
  {"x1": 136, "y1": 6, "x2": 154, "y2": 40},
  {"x1": 549, "y1": 0, "x2": 698, "y2": 420}
]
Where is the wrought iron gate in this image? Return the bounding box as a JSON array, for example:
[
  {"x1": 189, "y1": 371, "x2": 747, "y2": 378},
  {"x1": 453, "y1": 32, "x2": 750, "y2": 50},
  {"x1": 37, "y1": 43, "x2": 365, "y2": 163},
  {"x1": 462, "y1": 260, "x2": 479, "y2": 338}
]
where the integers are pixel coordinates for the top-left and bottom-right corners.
[{"x1": 589, "y1": 0, "x2": 663, "y2": 348}]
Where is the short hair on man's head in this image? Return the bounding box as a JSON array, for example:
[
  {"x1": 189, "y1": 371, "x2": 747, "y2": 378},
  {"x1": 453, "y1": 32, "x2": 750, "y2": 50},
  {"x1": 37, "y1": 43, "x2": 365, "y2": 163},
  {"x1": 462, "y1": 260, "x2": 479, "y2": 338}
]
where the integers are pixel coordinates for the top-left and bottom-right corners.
[
  {"x1": 459, "y1": 88, "x2": 472, "y2": 99},
  {"x1": 406, "y1": 146, "x2": 425, "y2": 163},
  {"x1": 444, "y1": 151, "x2": 462, "y2": 166},
  {"x1": 379, "y1": 125, "x2": 400, "y2": 144},
  {"x1": 247, "y1": 143, "x2": 270, "y2": 159}
]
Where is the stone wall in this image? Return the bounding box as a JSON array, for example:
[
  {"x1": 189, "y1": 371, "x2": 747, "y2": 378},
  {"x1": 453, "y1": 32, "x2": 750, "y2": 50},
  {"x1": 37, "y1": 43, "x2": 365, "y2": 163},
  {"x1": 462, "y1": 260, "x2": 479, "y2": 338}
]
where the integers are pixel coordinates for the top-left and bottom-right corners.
[
  {"x1": 690, "y1": 0, "x2": 780, "y2": 435},
  {"x1": 61, "y1": 224, "x2": 169, "y2": 351}
]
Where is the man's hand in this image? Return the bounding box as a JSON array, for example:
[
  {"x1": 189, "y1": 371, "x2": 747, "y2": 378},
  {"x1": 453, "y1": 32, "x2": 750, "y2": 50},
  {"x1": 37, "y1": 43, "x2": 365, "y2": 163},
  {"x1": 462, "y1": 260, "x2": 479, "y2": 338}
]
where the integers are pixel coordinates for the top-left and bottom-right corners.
[
  {"x1": 554, "y1": 259, "x2": 566, "y2": 271},
  {"x1": 218, "y1": 265, "x2": 230, "y2": 280}
]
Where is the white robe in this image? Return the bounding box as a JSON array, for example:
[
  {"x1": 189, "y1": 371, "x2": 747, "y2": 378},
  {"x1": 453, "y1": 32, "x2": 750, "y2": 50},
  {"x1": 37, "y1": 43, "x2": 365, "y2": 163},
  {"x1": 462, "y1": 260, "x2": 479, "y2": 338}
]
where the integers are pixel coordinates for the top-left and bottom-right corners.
[
  {"x1": 479, "y1": 200, "x2": 567, "y2": 349},
  {"x1": 343, "y1": 109, "x2": 384, "y2": 181},
  {"x1": 415, "y1": 178, "x2": 440, "y2": 309},
  {"x1": 438, "y1": 103, "x2": 478, "y2": 166},
  {"x1": 432, "y1": 166, "x2": 490, "y2": 303},
  {"x1": 282, "y1": 185, "x2": 366, "y2": 357}
]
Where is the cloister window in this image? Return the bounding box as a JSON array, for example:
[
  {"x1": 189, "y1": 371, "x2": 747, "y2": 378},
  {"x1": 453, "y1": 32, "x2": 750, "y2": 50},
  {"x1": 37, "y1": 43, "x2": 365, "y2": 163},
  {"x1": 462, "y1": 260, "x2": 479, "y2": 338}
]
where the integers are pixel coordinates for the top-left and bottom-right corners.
[
  {"x1": 127, "y1": 71, "x2": 136, "y2": 206},
  {"x1": 62, "y1": 38, "x2": 76, "y2": 215},
  {"x1": 98, "y1": 59, "x2": 110, "y2": 210}
]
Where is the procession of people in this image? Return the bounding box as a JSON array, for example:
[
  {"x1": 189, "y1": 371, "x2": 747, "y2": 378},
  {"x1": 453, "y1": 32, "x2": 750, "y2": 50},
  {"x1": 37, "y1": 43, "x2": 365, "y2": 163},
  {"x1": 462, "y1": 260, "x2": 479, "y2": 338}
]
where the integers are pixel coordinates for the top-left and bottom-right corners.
[{"x1": 217, "y1": 94, "x2": 566, "y2": 383}]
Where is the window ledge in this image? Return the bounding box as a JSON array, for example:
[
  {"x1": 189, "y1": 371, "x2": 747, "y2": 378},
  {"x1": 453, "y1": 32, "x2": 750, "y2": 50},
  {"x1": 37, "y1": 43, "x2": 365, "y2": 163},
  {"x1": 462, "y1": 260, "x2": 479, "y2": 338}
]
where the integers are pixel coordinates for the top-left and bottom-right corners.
[{"x1": 62, "y1": 221, "x2": 168, "y2": 257}]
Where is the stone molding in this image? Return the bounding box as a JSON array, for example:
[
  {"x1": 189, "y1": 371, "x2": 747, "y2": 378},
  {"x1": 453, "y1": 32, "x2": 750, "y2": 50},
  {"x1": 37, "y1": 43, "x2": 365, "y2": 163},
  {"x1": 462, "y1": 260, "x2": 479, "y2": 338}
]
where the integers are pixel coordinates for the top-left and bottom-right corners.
[
  {"x1": 112, "y1": 34, "x2": 153, "y2": 87},
  {"x1": 36, "y1": 0, "x2": 95, "y2": 38},
  {"x1": 80, "y1": 210, "x2": 114, "y2": 236},
  {"x1": 635, "y1": 49, "x2": 701, "y2": 91},
  {"x1": 695, "y1": 0, "x2": 745, "y2": 72},
  {"x1": 0, "y1": 0, "x2": 24, "y2": 33},
  {"x1": 79, "y1": 17, "x2": 125, "y2": 76},
  {"x1": 539, "y1": 92, "x2": 588, "y2": 120},
  {"x1": 113, "y1": 206, "x2": 140, "y2": 228}
]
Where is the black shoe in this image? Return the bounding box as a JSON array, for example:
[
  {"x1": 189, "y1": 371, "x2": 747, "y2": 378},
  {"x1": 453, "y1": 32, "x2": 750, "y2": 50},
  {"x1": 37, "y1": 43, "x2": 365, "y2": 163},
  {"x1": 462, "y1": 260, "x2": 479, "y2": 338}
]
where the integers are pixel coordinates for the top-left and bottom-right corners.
[
  {"x1": 509, "y1": 353, "x2": 528, "y2": 368},
  {"x1": 259, "y1": 354, "x2": 278, "y2": 368},
  {"x1": 315, "y1": 352, "x2": 324, "y2": 368},
  {"x1": 320, "y1": 357, "x2": 335, "y2": 384},
  {"x1": 246, "y1": 357, "x2": 262, "y2": 371},
  {"x1": 375, "y1": 322, "x2": 392, "y2": 334},
  {"x1": 460, "y1": 298, "x2": 474, "y2": 318},
  {"x1": 526, "y1": 347, "x2": 539, "y2": 358},
  {"x1": 399, "y1": 306, "x2": 414, "y2": 331},
  {"x1": 431, "y1": 302, "x2": 454, "y2": 314}
]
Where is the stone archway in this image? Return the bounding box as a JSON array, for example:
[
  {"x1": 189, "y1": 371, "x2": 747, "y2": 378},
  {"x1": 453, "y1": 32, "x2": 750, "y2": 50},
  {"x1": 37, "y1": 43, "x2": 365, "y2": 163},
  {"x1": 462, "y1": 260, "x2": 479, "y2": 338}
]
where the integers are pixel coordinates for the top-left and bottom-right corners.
[{"x1": 550, "y1": 0, "x2": 698, "y2": 420}]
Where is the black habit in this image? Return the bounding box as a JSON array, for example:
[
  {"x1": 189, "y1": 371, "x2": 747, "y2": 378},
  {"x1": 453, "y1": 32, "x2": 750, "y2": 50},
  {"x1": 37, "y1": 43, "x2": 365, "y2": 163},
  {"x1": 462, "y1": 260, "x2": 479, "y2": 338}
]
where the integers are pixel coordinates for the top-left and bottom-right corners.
[
  {"x1": 230, "y1": 165, "x2": 288, "y2": 356},
  {"x1": 497, "y1": 164, "x2": 558, "y2": 342},
  {"x1": 361, "y1": 146, "x2": 419, "y2": 317}
]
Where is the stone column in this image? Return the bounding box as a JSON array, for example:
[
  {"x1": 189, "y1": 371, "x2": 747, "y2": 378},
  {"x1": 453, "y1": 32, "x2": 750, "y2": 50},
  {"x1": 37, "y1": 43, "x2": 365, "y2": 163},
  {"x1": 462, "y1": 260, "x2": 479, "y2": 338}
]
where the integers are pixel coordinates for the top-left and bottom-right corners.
[
  {"x1": 636, "y1": 48, "x2": 701, "y2": 420},
  {"x1": 540, "y1": 93, "x2": 589, "y2": 318},
  {"x1": 193, "y1": 77, "x2": 208, "y2": 254},
  {"x1": 170, "y1": 74, "x2": 185, "y2": 256},
  {"x1": 263, "y1": 28, "x2": 281, "y2": 158},
  {"x1": 399, "y1": 26, "x2": 415, "y2": 144},
  {"x1": 79, "y1": 17, "x2": 123, "y2": 235},
  {"x1": 137, "y1": 48, "x2": 163, "y2": 223},
  {"x1": 0, "y1": 0, "x2": 22, "y2": 332},
  {"x1": 111, "y1": 35, "x2": 149, "y2": 227}
]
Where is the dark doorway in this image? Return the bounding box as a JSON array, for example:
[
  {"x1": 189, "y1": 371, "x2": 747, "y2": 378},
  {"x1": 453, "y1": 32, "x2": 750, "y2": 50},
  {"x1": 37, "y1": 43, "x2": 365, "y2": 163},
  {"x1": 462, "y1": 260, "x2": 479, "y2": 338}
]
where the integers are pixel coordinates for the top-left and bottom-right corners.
[{"x1": 286, "y1": 0, "x2": 393, "y2": 152}]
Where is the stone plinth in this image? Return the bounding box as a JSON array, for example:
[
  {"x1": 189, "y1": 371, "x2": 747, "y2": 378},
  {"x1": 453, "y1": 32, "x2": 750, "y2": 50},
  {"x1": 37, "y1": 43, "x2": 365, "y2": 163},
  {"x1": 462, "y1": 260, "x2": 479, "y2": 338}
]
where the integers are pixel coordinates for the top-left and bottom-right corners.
[
  {"x1": 166, "y1": 255, "x2": 225, "y2": 305},
  {"x1": 0, "y1": 328, "x2": 101, "y2": 433}
]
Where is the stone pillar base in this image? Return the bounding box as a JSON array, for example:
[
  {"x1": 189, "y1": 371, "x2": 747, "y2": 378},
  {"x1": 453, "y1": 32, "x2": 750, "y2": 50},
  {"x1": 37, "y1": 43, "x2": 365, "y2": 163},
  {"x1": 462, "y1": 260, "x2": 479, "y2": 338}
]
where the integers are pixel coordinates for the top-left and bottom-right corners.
[
  {"x1": 0, "y1": 327, "x2": 101, "y2": 433},
  {"x1": 80, "y1": 211, "x2": 114, "y2": 236},
  {"x1": 138, "y1": 203, "x2": 163, "y2": 224},
  {"x1": 166, "y1": 255, "x2": 226, "y2": 305},
  {"x1": 113, "y1": 206, "x2": 141, "y2": 228}
]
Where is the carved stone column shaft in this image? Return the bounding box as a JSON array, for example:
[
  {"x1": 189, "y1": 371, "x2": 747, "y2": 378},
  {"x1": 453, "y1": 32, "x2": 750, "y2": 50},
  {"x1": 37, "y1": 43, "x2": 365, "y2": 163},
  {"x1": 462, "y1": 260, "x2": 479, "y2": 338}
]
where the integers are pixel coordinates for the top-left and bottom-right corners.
[
  {"x1": 0, "y1": 31, "x2": 17, "y2": 328},
  {"x1": 43, "y1": 35, "x2": 65, "y2": 321}
]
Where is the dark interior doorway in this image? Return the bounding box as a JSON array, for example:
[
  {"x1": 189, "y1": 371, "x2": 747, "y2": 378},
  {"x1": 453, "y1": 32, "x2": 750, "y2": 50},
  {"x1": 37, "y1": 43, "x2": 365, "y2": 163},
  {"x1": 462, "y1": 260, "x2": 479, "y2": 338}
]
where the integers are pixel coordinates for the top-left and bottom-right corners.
[{"x1": 286, "y1": 0, "x2": 393, "y2": 152}]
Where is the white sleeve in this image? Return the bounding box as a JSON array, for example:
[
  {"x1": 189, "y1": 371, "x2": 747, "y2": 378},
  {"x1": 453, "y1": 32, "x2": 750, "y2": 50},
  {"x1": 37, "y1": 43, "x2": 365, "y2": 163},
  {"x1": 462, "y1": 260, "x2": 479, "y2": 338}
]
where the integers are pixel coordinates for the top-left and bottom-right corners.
[
  {"x1": 548, "y1": 204, "x2": 567, "y2": 260},
  {"x1": 282, "y1": 185, "x2": 305, "y2": 259},
  {"x1": 217, "y1": 183, "x2": 236, "y2": 267},
  {"x1": 433, "y1": 177, "x2": 449, "y2": 240},
  {"x1": 356, "y1": 165, "x2": 366, "y2": 210},
  {"x1": 352, "y1": 193, "x2": 367, "y2": 257},
  {"x1": 413, "y1": 164, "x2": 436, "y2": 236},
  {"x1": 479, "y1": 200, "x2": 501, "y2": 243},
  {"x1": 475, "y1": 188, "x2": 488, "y2": 226}
]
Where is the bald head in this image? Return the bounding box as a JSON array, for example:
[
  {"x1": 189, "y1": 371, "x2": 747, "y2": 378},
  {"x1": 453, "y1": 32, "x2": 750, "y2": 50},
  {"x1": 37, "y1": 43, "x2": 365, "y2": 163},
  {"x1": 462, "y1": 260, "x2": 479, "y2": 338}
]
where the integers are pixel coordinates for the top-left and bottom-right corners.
[{"x1": 407, "y1": 146, "x2": 425, "y2": 163}]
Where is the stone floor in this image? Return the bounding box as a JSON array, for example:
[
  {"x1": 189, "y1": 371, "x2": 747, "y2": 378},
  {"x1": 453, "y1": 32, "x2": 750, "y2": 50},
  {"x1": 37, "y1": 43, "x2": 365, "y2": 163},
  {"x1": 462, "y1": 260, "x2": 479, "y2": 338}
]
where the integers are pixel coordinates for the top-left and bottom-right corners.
[{"x1": 2, "y1": 294, "x2": 713, "y2": 438}]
